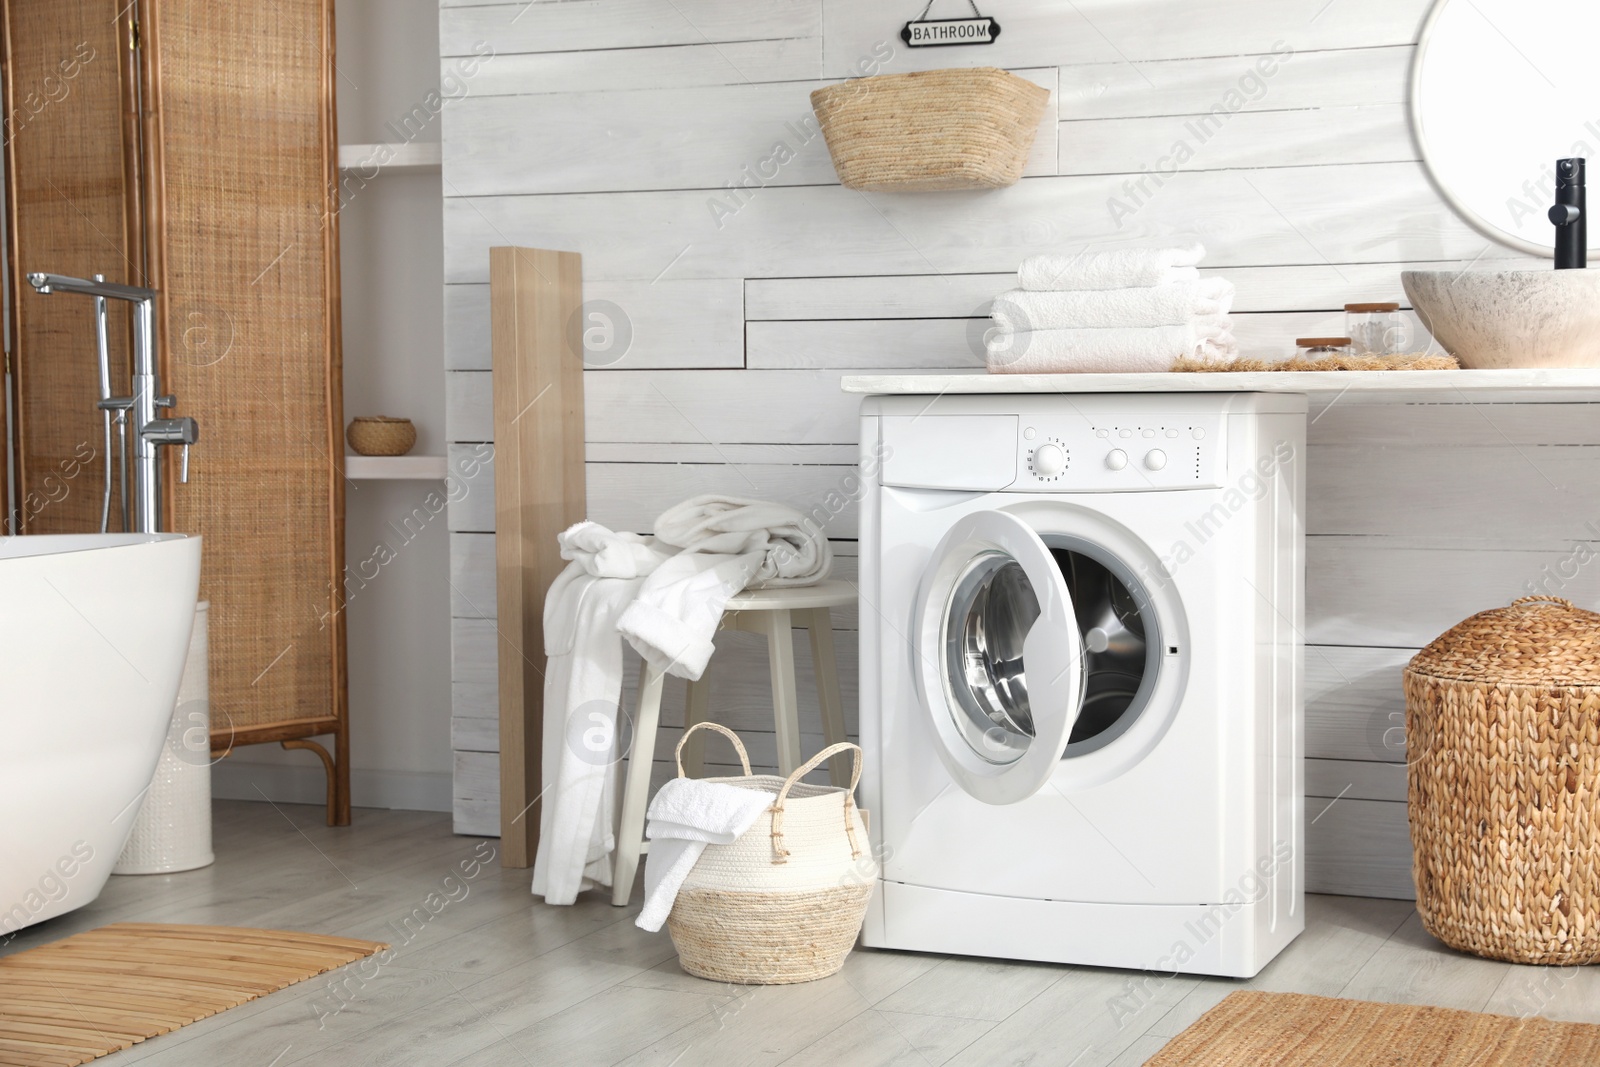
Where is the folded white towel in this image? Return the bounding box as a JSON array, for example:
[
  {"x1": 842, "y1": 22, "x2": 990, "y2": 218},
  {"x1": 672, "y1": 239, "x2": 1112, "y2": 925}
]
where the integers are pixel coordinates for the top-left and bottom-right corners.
[
  {"x1": 990, "y1": 279, "x2": 1234, "y2": 332},
  {"x1": 986, "y1": 322, "x2": 1237, "y2": 374},
  {"x1": 1018, "y1": 243, "x2": 1206, "y2": 292},
  {"x1": 559, "y1": 521, "x2": 666, "y2": 580},
  {"x1": 618, "y1": 496, "x2": 832, "y2": 681},
  {"x1": 636, "y1": 778, "x2": 774, "y2": 932}
]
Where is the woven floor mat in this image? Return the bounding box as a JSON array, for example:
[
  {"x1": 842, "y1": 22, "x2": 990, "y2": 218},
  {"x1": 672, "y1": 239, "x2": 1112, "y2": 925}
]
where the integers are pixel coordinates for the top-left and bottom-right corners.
[
  {"x1": 1148, "y1": 990, "x2": 1600, "y2": 1066},
  {"x1": 0, "y1": 923, "x2": 386, "y2": 1066}
]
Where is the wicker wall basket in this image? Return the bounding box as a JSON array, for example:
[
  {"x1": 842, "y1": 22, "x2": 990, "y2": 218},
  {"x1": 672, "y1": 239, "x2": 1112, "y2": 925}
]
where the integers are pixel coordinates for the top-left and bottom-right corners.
[
  {"x1": 1405, "y1": 595, "x2": 1600, "y2": 965},
  {"x1": 666, "y1": 724, "x2": 876, "y2": 985},
  {"x1": 809, "y1": 67, "x2": 1050, "y2": 192}
]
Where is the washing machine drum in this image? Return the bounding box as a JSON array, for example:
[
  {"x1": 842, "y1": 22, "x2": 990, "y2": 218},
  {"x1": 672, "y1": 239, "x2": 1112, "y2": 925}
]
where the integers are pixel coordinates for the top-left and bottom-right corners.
[{"x1": 917, "y1": 510, "x2": 1161, "y2": 804}]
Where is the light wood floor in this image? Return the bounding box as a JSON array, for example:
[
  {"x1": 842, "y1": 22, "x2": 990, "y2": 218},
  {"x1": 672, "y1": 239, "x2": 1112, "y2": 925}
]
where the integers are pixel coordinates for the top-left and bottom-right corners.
[{"x1": 5, "y1": 800, "x2": 1595, "y2": 1066}]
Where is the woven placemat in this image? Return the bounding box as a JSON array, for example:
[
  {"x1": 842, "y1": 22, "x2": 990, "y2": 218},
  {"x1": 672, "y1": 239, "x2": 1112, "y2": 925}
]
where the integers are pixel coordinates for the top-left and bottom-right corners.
[
  {"x1": 1173, "y1": 353, "x2": 1459, "y2": 373},
  {"x1": 1149, "y1": 991, "x2": 1600, "y2": 1066},
  {"x1": 0, "y1": 923, "x2": 386, "y2": 1066}
]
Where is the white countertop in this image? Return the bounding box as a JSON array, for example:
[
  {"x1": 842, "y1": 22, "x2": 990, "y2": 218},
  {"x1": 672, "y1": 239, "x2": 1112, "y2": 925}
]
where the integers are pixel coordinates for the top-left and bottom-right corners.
[{"x1": 840, "y1": 368, "x2": 1600, "y2": 403}]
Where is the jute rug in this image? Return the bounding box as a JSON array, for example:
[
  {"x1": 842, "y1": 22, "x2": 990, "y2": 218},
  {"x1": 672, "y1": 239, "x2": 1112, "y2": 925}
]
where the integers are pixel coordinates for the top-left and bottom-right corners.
[
  {"x1": 1149, "y1": 991, "x2": 1600, "y2": 1066},
  {"x1": 0, "y1": 923, "x2": 386, "y2": 1066}
]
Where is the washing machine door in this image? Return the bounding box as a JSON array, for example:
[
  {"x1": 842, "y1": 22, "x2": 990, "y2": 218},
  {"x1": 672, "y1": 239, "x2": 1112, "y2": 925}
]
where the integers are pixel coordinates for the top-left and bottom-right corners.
[{"x1": 915, "y1": 510, "x2": 1086, "y2": 805}]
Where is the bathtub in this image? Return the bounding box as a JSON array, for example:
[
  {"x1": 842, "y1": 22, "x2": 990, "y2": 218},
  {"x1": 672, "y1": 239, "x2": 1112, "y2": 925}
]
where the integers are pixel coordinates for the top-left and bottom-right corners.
[{"x1": 1, "y1": 533, "x2": 201, "y2": 935}]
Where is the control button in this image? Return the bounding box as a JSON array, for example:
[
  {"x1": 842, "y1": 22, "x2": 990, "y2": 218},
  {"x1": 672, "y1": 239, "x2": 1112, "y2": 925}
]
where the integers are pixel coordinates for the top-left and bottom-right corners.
[
  {"x1": 1144, "y1": 449, "x2": 1167, "y2": 471},
  {"x1": 1095, "y1": 428, "x2": 1110, "y2": 439},
  {"x1": 1192, "y1": 427, "x2": 1206, "y2": 440},
  {"x1": 1032, "y1": 442, "x2": 1067, "y2": 477},
  {"x1": 1141, "y1": 428, "x2": 1156, "y2": 438},
  {"x1": 1118, "y1": 428, "x2": 1133, "y2": 439},
  {"x1": 1024, "y1": 427, "x2": 1037, "y2": 441},
  {"x1": 1105, "y1": 449, "x2": 1128, "y2": 471},
  {"x1": 1165, "y1": 428, "x2": 1179, "y2": 438}
]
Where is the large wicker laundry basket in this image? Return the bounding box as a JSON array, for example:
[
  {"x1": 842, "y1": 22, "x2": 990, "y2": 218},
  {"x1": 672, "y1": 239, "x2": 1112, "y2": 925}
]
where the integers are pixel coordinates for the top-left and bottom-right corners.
[
  {"x1": 1405, "y1": 595, "x2": 1600, "y2": 964},
  {"x1": 665, "y1": 723, "x2": 876, "y2": 984},
  {"x1": 809, "y1": 67, "x2": 1050, "y2": 192}
]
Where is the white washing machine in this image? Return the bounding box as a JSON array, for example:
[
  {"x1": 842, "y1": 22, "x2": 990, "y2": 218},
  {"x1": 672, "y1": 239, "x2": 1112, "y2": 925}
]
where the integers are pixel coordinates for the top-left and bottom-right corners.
[{"x1": 857, "y1": 391, "x2": 1306, "y2": 978}]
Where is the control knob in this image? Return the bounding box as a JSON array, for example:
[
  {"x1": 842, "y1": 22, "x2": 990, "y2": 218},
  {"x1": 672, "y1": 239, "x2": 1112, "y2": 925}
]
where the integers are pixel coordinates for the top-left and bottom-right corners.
[{"x1": 1033, "y1": 442, "x2": 1067, "y2": 477}]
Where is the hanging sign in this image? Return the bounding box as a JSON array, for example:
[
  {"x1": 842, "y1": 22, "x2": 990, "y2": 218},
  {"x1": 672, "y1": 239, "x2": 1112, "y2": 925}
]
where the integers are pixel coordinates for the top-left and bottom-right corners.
[{"x1": 901, "y1": 1, "x2": 1001, "y2": 47}]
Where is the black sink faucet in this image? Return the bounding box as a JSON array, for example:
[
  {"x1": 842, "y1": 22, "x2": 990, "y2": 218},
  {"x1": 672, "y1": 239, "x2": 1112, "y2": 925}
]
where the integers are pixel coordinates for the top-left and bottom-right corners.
[{"x1": 1549, "y1": 157, "x2": 1586, "y2": 269}]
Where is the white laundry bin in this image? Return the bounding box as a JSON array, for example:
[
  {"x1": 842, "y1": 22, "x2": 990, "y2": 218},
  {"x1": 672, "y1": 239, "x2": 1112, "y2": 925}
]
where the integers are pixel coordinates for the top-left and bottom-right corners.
[{"x1": 114, "y1": 600, "x2": 215, "y2": 874}]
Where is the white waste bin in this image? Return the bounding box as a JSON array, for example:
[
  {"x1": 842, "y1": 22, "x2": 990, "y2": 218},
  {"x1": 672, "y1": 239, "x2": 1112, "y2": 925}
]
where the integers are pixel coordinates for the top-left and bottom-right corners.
[{"x1": 114, "y1": 601, "x2": 215, "y2": 874}]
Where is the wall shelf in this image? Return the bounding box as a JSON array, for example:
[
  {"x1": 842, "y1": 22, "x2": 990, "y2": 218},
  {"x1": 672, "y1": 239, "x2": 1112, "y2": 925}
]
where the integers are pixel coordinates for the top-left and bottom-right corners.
[
  {"x1": 338, "y1": 142, "x2": 441, "y2": 175},
  {"x1": 842, "y1": 368, "x2": 1600, "y2": 405},
  {"x1": 345, "y1": 454, "x2": 447, "y2": 480}
]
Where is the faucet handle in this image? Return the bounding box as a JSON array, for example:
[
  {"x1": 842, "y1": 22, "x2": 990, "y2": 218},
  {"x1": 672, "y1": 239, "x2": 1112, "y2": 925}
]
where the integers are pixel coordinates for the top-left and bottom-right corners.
[
  {"x1": 155, "y1": 394, "x2": 176, "y2": 409},
  {"x1": 1550, "y1": 203, "x2": 1583, "y2": 226},
  {"x1": 180, "y1": 444, "x2": 190, "y2": 484}
]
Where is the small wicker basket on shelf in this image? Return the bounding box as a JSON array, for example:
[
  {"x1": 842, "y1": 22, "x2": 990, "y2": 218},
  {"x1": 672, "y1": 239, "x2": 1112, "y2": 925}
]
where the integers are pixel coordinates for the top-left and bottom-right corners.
[
  {"x1": 346, "y1": 416, "x2": 416, "y2": 457},
  {"x1": 809, "y1": 67, "x2": 1050, "y2": 192},
  {"x1": 1405, "y1": 595, "x2": 1600, "y2": 965}
]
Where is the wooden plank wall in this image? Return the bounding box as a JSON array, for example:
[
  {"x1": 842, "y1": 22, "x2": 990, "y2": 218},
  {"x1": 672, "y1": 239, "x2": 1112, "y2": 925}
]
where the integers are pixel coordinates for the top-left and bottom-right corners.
[{"x1": 439, "y1": 0, "x2": 1590, "y2": 899}]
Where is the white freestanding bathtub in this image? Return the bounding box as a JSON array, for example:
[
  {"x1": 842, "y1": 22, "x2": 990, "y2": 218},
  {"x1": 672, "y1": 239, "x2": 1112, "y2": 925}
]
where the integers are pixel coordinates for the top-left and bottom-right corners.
[{"x1": 0, "y1": 533, "x2": 201, "y2": 935}]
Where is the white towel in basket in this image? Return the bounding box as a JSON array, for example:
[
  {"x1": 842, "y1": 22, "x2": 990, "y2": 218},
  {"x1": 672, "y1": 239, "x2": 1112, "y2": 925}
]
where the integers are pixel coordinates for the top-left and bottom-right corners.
[{"x1": 636, "y1": 778, "x2": 774, "y2": 932}]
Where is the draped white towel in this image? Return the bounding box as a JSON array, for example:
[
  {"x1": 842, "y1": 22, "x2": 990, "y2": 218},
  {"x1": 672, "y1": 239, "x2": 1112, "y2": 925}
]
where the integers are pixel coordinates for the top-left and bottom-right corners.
[
  {"x1": 985, "y1": 322, "x2": 1237, "y2": 374},
  {"x1": 635, "y1": 778, "x2": 775, "y2": 933},
  {"x1": 558, "y1": 521, "x2": 667, "y2": 580},
  {"x1": 989, "y1": 279, "x2": 1234, "y2": 331},
  {"x1": 1018, "y1": 243, "x2": 1206, "y2": 291},
  {"x1": 617, "y1": 496, "x2": 831, "y2": 682}
]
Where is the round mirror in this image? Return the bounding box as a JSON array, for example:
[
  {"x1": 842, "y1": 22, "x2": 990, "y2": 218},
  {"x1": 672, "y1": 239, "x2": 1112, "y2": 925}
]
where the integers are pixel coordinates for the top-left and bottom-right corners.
[{"x1": 1413, "y1": 0, "x2": 1600, "y2": 256}]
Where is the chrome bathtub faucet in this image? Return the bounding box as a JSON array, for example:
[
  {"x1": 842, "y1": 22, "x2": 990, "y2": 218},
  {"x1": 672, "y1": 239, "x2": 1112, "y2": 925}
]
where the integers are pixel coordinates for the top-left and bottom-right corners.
[{"x1": 26, "y1": 271, "x2": 200, "y2": 534}]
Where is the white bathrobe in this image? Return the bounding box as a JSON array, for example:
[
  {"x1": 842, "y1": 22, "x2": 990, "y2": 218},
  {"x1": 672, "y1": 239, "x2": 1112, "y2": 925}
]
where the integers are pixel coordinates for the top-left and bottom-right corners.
[{"x1": 531, "y1": 523, "x2": 667, "y2": 905}]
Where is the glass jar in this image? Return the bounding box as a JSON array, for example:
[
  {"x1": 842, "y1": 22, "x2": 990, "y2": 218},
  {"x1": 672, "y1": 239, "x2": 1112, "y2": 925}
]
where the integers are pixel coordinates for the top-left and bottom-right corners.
[
  {"x1": 1345, "y1": 302, "x2": 1404, "y2": 355},
  {"x1": 1295, "y1": 337, "x2": 1351, "y2": 358}
]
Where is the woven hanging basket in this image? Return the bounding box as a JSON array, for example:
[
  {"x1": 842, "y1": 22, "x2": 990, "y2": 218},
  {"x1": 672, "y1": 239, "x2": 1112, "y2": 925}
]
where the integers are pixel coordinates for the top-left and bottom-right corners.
[
  {"x1": 665, "y1": 723, "x2": 876, "y2": 985},
  {"x1": 346, "y1": 416, "x2": 416, "y2": 456},
  {"x1": 1405, "y1": 595, "x2": 1600, "y2": 964},
  {"x1": 809, "y1": 67, "x2": 1050, "y2": 192}
]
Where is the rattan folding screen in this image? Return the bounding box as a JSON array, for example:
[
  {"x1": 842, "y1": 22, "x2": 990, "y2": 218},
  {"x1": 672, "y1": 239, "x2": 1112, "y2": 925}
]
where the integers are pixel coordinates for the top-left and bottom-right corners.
[{"x1": 2, "y1": 0, "x2": 350, "y2": 823}]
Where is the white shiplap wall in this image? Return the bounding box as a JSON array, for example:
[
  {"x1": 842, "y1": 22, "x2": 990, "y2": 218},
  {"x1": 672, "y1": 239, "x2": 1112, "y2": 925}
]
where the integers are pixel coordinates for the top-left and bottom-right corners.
[{"x1": 440, "y1": 0, "x2": 1590, "y2": 899}]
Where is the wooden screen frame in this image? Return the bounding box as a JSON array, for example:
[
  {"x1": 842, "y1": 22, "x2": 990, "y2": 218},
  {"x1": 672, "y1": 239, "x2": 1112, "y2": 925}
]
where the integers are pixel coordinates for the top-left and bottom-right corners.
[{"x1": 139, "y1": 0, "x2": 348, "y2": 824}]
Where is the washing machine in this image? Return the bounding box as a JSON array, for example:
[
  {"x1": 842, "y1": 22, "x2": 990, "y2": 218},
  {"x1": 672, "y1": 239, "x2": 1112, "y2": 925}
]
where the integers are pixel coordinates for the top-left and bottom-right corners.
[{"x1": 857, "y1": 391, "x2": 1306, "y2": 978}]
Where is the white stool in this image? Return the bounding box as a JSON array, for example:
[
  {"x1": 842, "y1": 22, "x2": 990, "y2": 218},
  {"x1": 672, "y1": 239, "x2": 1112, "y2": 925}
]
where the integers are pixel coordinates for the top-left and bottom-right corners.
[{"x1": 611, "y1": 578, "x2": 855, "y2": 906}]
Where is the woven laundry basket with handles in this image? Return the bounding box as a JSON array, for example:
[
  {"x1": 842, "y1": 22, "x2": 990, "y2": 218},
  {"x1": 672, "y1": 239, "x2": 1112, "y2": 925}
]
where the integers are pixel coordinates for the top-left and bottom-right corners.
[
  {"x1": 809, "y1": 67, "x2": 1050, "y2": 192},
  {"x1": 1405, "y1": 595, "x2": 1600, "y2": 964},
  {"x1": 665, "y1": 723, "x2": 876, "y2": 985}
]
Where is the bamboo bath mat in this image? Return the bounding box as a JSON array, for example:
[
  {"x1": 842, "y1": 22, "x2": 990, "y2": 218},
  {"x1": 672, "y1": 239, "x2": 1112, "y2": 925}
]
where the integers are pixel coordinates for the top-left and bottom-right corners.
[
  {"x1": 1149, "y1": 990, "x2": 1600, "y2": 1066},
  {"x1": 0, "y1": 923, "x2": 386, "y2": 1066}
]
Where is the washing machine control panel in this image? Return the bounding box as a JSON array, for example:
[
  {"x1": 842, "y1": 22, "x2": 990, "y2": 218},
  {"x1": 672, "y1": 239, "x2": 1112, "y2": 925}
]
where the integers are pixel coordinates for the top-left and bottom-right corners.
[{"x1": 1015, "y1": 415, "x2": 1225, "y2": 490}]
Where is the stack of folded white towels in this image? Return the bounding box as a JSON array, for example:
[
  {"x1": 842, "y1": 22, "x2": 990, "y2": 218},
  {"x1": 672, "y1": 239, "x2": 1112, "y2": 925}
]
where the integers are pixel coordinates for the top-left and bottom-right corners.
[{"x1": 984, "y1": 243, "x2": 1237, "y2": 374}]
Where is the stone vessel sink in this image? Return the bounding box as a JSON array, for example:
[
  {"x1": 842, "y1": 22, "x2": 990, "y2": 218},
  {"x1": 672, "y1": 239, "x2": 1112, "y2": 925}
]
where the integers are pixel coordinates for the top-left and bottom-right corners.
[{"x1": 1402, "y1": 269, "x2": 1600, "y2": 369}]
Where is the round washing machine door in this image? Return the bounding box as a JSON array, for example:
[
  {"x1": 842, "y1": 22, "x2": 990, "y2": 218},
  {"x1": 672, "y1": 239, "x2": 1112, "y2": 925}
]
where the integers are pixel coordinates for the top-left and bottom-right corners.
[{"x1": 914, "y1": 509, "x2": 1086, "y2": 805}]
